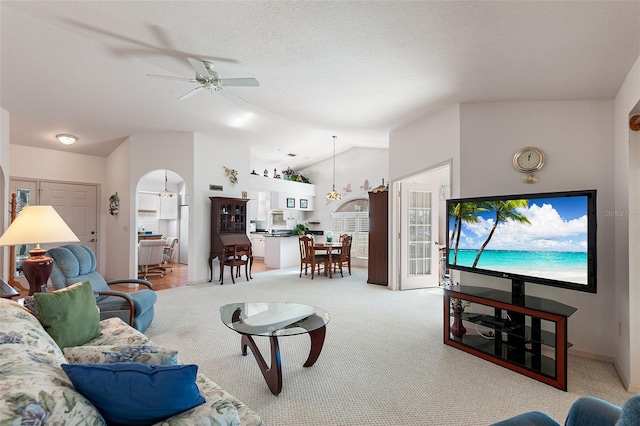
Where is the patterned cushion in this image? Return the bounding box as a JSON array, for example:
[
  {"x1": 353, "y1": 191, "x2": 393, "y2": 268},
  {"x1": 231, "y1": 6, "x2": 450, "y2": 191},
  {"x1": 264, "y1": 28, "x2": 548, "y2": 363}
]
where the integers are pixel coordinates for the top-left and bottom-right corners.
[
  {"x1": 0, "y1": 299, "x2": 106, "y2": 425},
  {"x1": 0, "y1": 298, "x2": 264, "y2": 426},
  {"x1": 64, "y1": 344, "x2": 179, "y2": 365},
  {"x1": 85, "y1": 317, "x2": 152, "y2": 347},
  {"x1": 157, "y1": 373, "x2": 264, "y2": 426}
]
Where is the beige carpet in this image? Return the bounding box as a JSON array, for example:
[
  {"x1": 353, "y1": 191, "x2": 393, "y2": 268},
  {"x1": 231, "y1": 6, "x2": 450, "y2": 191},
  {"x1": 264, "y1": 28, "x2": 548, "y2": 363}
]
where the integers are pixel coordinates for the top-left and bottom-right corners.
[{"x1": 145, "y1": 267, "x2": 632, "y2": 425}]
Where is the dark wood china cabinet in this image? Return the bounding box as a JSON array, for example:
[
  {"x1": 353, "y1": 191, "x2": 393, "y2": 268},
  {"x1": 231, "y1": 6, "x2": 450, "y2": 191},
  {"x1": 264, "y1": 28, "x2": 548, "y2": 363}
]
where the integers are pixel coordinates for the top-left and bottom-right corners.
[{"x1": 208, "y1": 197, "x2": 250, "y2": 282}]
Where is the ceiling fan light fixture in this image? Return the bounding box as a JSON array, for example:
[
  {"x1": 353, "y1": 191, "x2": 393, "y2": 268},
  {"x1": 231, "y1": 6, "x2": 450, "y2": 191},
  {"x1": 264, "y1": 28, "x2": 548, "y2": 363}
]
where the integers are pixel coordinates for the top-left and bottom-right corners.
[
  {"x1": 56, "y1": 134, "x2": 77, "y2": 145},
  {"x1": 326, "y1": 136, "x2": 343, "y2": 201},
  {"x1": 159, "y1": 170, "x2": 173, "y2": 198}
]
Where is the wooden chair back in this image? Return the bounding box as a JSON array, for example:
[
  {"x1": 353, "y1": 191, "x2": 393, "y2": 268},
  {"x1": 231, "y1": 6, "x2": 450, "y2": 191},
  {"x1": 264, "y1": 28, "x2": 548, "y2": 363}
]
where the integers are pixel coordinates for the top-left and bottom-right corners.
[{"x1": 299, "y1": 235, "x2": 315, "y2": 261}]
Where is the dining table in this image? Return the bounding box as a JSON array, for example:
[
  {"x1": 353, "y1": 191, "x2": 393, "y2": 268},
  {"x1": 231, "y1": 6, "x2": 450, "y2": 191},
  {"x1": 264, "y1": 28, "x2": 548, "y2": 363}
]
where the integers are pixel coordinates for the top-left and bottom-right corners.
[{"x1": 313, "y1": 242, "x2": 343, "y2": 278}]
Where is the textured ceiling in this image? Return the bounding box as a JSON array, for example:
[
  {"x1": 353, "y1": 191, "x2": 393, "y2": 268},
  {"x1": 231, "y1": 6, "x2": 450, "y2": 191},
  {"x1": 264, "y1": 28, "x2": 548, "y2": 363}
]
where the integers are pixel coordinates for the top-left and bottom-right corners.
[{"x1": 1, "y1": 1, "x2": 639, "y2": 172}]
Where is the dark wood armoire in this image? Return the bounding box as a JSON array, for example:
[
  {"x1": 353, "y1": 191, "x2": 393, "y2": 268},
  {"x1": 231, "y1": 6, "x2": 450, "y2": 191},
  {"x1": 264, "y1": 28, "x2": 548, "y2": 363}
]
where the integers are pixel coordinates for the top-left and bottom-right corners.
[
  {"x1": 367, "y1": 190, "x2": 388, "y2": 285},
  {"x1": 208, "y1": 197, "x2": 250, "y2": 282}
]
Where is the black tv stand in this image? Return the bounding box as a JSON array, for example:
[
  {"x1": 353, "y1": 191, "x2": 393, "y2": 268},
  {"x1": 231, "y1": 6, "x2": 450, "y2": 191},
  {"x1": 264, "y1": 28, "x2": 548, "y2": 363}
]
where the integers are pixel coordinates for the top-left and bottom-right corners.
[
  {"x1": 511, "y1": 279, "x2": 525, "y2": 306},
  {"x1": 443, "y1": 284, "x2": 577, "y2": 391}
]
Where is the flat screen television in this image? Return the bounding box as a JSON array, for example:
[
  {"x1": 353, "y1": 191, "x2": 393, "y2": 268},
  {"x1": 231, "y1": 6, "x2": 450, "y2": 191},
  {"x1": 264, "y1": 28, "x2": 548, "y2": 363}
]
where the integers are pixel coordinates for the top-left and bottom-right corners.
[{"x1": 446, "y1": 189, "x2": 597, "y2": 301}]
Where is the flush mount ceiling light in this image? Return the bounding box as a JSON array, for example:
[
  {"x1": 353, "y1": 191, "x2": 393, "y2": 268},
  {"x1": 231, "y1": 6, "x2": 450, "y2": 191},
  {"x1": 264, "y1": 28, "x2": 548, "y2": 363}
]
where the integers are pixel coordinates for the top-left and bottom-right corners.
[
  {"x1": 56, "y1": 134, "x2": 77, "y2": 145},
  {"x1": 326, "y1": 135, "x2": 343, "y2": 201},
  {"x1": 159, "y1": 170, "x2": 173, "y2": 198}
]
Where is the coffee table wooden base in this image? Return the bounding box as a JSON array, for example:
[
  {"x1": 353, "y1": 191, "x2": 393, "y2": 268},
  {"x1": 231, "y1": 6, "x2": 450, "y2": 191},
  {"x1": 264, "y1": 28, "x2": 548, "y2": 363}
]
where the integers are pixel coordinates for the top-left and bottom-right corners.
[{"x1": 240, "y1": 325, "x2": 326, "y2": 395}]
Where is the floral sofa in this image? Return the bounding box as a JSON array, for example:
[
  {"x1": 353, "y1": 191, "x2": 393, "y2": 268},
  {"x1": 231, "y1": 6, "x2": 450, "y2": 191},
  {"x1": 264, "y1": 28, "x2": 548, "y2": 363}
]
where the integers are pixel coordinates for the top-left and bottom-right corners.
[{"x1": 0, "y1": 298, "x2": 263, "y2": 425}]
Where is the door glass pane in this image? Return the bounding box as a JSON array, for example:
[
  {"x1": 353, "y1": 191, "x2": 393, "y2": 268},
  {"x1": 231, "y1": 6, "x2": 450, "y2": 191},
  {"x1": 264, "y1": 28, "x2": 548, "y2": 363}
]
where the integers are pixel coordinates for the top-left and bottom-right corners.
[
  {"x1": 407, "y1": 191, "x2": 432, "y2": 277},
  {"x1": 15, "y1": 188, "x2": 31, "y2": 277}
]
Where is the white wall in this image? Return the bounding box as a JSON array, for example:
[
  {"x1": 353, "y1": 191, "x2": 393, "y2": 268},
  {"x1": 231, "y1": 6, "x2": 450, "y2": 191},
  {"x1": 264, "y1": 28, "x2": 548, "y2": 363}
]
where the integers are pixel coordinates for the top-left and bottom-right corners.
[
  {"x1": 104, "y1": 139, "x2": 132, "y2": 280},
  {"x1": 458, "y1": 100, "x2": 615, "y2": 358},
  {"x1": 0, "y1": 109, "x2": 10, "y2": 275},
  {"x1": 614, "y1": 53, "x2": 640, "y2": 391},
  {"x1": 9, "y1": 144, "x2": 108, "y2": 273},
  {"x1": 127, "y1": 132, "x2": 196, "y2": 281},
  {"x1": 193, "y1": 132, "x2": 250, "y2": 283},
  {"x1": 300, "y1": 147, "x2": 389, "y2": 232},
  {"x1": 389, "y1": 100, "x2": 618, "y2": 360},
  {"x1": 390, "y1": 104, "x2": 461, "y2": 194}
]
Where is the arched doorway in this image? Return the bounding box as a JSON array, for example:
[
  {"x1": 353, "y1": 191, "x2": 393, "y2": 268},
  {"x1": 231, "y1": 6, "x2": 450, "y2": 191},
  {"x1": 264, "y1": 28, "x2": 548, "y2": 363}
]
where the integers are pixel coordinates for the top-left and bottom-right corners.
[
  {"x1": 135, "y1": 170, "x2": 188, "y2": 269},
  {"x1": 330, "y1": 198, "x2": 369, "y2": 268}
]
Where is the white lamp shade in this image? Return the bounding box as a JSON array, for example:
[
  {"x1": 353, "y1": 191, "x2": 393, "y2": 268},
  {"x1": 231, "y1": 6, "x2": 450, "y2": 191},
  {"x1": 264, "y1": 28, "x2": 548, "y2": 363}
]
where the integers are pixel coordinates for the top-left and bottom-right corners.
[{"x1": 0, "y1": 205, "x2": 80, "y2": 246}]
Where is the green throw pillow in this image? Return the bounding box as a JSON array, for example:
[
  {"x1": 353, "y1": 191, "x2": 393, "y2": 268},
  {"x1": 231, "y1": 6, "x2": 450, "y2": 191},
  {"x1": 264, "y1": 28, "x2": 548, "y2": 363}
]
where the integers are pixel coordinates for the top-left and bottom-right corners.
[{"x1": 33, "y1": 281, "x2": 101, "y2": 349}]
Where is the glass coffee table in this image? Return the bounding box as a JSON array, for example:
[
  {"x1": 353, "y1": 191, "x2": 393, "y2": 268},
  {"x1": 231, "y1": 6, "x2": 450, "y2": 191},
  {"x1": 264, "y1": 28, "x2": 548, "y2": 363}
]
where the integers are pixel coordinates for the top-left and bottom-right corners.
[{"x1": 220, "y1": 302, "x2": 330, "y2": 395}]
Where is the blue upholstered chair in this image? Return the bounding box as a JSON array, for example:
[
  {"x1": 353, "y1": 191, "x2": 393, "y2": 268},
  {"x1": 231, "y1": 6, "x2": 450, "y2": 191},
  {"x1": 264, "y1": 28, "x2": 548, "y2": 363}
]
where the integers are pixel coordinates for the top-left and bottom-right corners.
[
  {"x1": 47, "y1": 244, "x2": 157, "y2": 332},
  {"x1": 491, "y1": 394, "x2": 640, "y2": 426}
]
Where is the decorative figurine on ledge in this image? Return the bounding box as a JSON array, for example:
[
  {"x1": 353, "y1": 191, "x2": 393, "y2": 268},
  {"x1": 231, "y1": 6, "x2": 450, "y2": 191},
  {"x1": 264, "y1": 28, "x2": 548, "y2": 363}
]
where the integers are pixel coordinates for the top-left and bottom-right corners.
[
  {"x1": 264, "y1": 169, "x2": 269, "y2": 177},
  {"x1": 273, "y1": 168, "x2": 281, "y2": 179}
]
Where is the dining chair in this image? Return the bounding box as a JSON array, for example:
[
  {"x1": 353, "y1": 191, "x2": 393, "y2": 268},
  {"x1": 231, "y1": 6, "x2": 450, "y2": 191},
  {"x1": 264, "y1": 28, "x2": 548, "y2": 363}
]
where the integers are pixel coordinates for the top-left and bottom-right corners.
[
  {"x1": 221, "y1": 243, "x2": 252, "y2": 284},
  {"x1": 331, "y1": 234, "x2": 352, "y2": 277},
  {"x1": 163, "y1": 237, "x2": 178, "y2": 264},
  {"x1": 160, "y1": 237, "x2": 179, "y2": 273},
  {"x1": 138, "y1": 239, "x2": 166, "y2": 279},
  {"x1": 298, "y1": 236, "x2": 329, "y2": 279}
]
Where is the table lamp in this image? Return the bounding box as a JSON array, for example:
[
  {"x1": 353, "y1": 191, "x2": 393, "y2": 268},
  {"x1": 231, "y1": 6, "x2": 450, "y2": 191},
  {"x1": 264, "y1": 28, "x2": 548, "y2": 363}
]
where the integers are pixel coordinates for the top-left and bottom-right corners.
[{"x1": 0, "y1": 205, "x2": 79, "y2": 295}]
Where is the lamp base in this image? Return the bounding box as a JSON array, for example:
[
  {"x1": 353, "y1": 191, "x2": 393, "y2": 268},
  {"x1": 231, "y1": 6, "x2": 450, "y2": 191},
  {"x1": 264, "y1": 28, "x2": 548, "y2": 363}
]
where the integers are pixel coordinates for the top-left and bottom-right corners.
[{"x1": 22, "y1": 248, "x2": 53, "y2": 296}]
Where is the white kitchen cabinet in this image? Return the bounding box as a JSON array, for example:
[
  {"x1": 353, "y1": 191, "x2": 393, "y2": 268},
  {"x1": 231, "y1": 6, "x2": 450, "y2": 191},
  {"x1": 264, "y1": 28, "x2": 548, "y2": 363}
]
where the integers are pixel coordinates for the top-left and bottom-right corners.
[
  {"x1": 159, "y1": 196, "x2": 178, "y2": 219},
  {"x1": 138, "y1": 194, "x2": 158, "y2": 213},
  {"x1": 248, "y1": 191, "x2": 269, "y2": 221},
  {"x1": 251, "y1": 234, "x2": 266, "y2": 258},
  {"x1": 264, "y1": 236, "x2": 299, "y2": 268},
  {"x1": 270, "y1": 192, "x2": 314, "y2": 211}
]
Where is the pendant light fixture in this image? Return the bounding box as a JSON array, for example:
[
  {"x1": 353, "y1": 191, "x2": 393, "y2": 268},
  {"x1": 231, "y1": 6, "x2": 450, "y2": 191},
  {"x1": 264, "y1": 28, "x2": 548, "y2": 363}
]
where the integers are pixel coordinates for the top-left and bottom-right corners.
[
  {"x1": 159, "y1": 170, "x2": 173, "y2": 198},
  {"x1": 326, "y1": 135, "x2": 343, "y2": 201}
]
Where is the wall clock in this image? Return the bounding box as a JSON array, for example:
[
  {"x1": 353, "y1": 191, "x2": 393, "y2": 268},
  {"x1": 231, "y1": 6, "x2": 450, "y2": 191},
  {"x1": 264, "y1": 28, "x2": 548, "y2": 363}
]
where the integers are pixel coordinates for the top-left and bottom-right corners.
[{"x1": 513, "y1": 147, "x2": 545, "y2": 173}]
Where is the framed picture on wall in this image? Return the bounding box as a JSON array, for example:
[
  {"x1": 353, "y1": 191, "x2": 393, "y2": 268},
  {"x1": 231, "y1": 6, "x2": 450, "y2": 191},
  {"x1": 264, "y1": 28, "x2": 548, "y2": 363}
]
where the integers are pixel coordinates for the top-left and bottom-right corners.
[
  {"x1": 300, "y1": 199, "x2": 308, "y2": 209},
  {"x1": 287, "y1": 198, "x2": 295, "y2": 208}
]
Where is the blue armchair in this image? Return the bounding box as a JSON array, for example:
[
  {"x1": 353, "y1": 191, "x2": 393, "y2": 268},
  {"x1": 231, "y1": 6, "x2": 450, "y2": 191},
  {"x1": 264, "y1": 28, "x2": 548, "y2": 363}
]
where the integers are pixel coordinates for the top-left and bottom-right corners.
[
  {"x1": 491, "y1": 394, "x2": 640, "y2": 426},
  {"x1": 47, "y1": 244, "x2": 157, "y2": 332}
]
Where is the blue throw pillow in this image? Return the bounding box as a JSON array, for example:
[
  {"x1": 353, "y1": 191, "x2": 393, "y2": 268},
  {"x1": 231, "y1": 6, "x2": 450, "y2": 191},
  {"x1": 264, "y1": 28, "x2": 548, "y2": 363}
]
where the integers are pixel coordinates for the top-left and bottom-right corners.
[{"x1": 61, "y1": 362, "x2": 205, "y2": 426}]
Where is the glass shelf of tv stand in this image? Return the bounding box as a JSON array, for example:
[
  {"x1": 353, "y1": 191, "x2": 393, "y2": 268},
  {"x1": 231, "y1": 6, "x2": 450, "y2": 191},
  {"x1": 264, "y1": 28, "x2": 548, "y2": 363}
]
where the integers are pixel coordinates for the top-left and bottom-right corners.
[
  {"x1": 460, "y1": 311, "x2": 572, "y2": 349},
  {"x1": 443, "y1": 285, "x2": 577, "y2": 391},
  {"x1": 454, "y1": 310, "x2": 569, "y2": 379}
]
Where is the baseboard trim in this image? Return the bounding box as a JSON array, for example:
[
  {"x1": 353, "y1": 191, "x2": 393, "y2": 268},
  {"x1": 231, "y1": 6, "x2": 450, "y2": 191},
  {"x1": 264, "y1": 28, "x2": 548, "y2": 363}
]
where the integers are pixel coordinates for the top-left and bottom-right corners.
[{"x1": 569, "y1": 348, "x2": 639, "y2": 393}]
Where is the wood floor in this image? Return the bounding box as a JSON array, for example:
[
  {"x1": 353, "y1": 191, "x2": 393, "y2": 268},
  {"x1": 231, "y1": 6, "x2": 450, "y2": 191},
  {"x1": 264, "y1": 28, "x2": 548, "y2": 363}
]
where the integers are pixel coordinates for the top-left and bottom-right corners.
[{"x1": 11, "y1": 258, "x2": 269, "y2": 298}]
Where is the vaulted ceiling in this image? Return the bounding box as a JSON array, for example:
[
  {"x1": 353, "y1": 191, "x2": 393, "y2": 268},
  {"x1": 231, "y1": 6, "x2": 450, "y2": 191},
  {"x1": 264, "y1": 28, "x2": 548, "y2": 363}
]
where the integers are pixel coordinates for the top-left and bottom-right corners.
[{"x1": 1, "y1": 1, "x2": 638, "y2": 172}]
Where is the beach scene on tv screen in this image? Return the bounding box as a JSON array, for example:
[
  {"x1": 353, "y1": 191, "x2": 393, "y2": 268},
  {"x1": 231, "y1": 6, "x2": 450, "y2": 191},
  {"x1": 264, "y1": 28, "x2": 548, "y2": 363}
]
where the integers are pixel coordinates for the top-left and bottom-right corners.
[{"x1": 448, "y1": 196, "x2": 589, "y2": 285}]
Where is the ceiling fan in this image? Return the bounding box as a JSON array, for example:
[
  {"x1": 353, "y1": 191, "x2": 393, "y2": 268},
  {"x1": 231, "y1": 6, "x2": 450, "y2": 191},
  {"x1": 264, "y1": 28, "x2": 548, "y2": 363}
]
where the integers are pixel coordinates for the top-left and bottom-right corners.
[{"x1": 147, "y1": 58, "x2": 259, "y2": 105}]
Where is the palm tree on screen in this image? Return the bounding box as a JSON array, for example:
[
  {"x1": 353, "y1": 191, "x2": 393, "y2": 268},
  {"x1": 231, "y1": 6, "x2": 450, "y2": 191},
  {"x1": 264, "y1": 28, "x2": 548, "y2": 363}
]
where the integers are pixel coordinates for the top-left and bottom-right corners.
[
  {"x1": 472, "y1": 199, "x2": 531, "y2": 268},
  {"x1": 449, "y1": 202, "x2": 486, "y2": 265}
]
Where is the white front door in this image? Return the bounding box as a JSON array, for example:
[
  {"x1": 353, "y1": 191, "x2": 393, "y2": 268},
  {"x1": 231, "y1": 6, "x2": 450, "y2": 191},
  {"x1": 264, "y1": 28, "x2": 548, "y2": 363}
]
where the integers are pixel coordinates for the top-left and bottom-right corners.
[
  {"x1": 39, "y1": 182, "x2": 98, "y2": 254},
  {"x1": 399, "y1": 183, "x2": 439, "y2": 290}
]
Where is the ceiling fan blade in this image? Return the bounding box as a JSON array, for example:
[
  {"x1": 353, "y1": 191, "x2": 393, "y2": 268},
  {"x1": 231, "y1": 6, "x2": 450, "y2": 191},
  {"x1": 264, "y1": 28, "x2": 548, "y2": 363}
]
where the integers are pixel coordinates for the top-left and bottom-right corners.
[
  {"x1": 187, "y1": 57, "x2": 211, "y2": 78},
  {"x1": 219, "y1": 89, "x2": 247, "y2": 105},
  {"x1": 178, "y1": 86, "x2": 206, "y2": 100},
  {"x1": 147, "y1": 74, "x2": 197, "y2": 83},
  {"x1": 220, "y1": 78, "x2": 259, "y2": 87}
]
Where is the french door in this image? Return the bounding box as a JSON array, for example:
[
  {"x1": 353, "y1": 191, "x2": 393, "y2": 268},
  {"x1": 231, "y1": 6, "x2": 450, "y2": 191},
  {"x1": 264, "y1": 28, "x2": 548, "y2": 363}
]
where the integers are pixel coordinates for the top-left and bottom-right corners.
[{"x1": 399, "y1": 183, "x2": 439, "y2": 290}]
